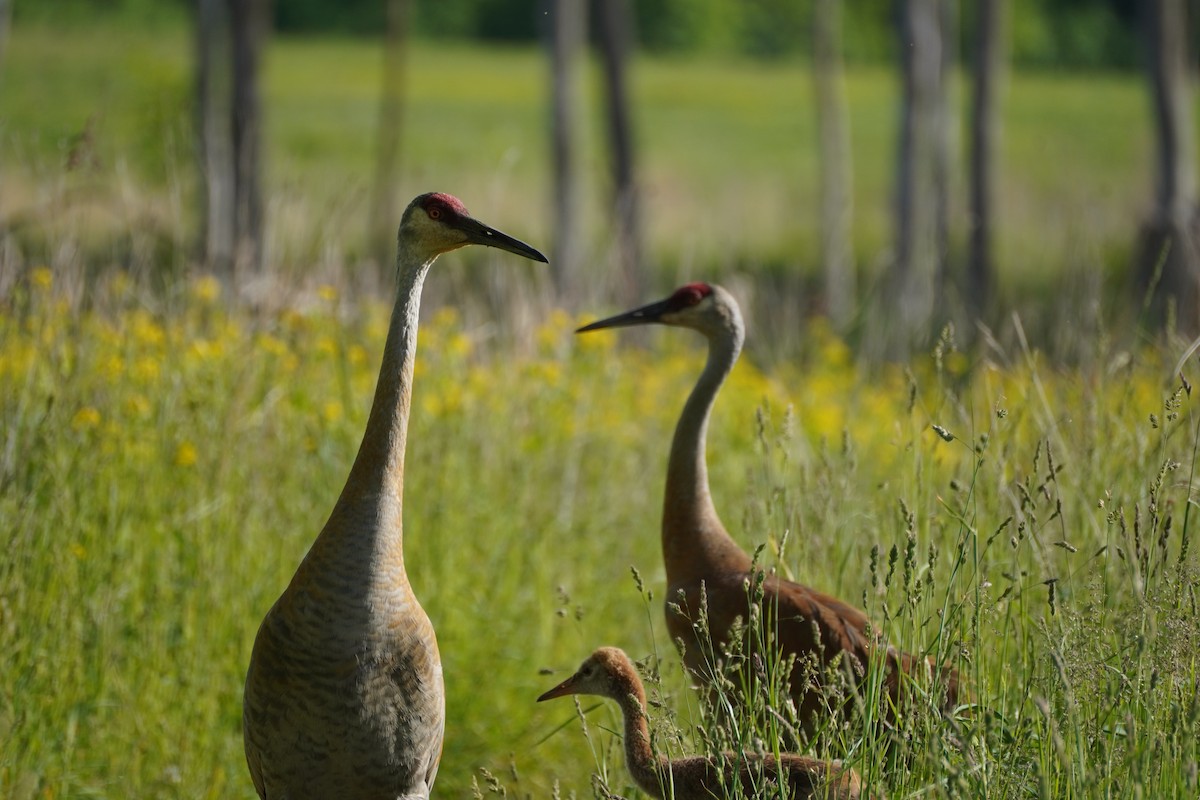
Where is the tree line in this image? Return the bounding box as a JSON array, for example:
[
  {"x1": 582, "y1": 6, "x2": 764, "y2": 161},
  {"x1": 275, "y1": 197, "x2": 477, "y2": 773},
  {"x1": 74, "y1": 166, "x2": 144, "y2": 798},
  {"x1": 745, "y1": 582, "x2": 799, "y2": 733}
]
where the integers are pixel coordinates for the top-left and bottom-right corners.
[
  {"x1": 121, "y1": 0, "x2": 1200, "y2": 354},
  {"x1": 23, "y1": 0, "x2": 1161, "y2": 70}
]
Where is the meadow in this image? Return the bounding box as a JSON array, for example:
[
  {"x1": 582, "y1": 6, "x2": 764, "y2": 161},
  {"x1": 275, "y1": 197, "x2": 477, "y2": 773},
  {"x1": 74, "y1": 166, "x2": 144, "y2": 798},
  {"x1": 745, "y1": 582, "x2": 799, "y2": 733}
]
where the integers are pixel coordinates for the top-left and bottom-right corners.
[
  {"x1": 2, "y1": 21, "x2": 1200, "y2": 800},
  {"x1": 3, "y1": 262, "x2": 1200, "y2": 798}
]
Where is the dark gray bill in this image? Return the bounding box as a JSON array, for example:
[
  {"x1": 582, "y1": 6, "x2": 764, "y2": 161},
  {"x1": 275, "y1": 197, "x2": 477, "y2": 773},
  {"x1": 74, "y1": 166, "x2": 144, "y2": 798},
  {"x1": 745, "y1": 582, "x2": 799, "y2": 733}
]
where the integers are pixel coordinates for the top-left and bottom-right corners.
[
  {"x1": 459, "y1": 217, "x2": 548, "y2": 263},
  {"x1": 575, "y1": 298, "x2": 673, "y2": 333}
]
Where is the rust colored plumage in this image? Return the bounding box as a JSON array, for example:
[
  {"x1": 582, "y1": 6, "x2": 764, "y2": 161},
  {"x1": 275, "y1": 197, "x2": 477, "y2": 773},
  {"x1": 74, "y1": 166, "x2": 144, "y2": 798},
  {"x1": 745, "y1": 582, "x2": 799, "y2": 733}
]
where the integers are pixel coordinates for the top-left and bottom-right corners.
[
  {"x1": 242, "y1": 193, "x2": 546, "y2": 800},
  {"x1": 539, "y1": 647, "x2": 868, "y2": 800},
  {"x1": 577, "y1": 284, "x2": 960, "y2": 732}
]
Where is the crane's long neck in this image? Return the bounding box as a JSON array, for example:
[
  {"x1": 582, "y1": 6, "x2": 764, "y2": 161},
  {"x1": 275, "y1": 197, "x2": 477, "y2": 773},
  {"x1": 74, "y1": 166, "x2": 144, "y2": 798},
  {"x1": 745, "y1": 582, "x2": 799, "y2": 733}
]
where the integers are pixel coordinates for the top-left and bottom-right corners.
[
  {"x1": 614, "y1": 679, "x2": 669, "y2": 800},
  {"x1": 662, "y1": 327, "x2": 751, "y2": 582},
  {"x1": 331, "y1": 243, "x2": 434, "y2": 543}
]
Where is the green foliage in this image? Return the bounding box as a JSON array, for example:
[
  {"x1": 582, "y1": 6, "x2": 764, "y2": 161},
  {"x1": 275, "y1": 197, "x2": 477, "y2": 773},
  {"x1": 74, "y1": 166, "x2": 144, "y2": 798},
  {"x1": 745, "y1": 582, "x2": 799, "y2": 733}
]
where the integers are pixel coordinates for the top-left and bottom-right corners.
[{"x1": 12, "y1": 0, "x2": 1150, "y2": 67}]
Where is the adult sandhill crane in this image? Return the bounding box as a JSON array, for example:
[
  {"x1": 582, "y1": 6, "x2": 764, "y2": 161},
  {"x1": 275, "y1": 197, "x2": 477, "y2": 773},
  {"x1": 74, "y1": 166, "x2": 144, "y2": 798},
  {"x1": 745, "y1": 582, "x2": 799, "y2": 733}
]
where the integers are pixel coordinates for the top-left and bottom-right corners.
[
  {"x1": 242, "y1": 193, "x2": 547, "y2": 800},
  {"x1": 539, "y1": 647, "x2": 867, "y2": 799},
  {"x1": 577, "y1": 283, "x2": 960, "y2": 732}
]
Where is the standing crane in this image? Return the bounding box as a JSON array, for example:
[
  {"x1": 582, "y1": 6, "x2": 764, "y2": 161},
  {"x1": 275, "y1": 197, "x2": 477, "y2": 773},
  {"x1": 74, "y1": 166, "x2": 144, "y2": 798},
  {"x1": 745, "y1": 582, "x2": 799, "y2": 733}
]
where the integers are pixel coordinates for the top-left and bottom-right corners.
[
  {"x1": 577, "y1": 283, "x2": 960, "y2": 732},
  {"x1": 538, "y1": 647, "x2": 867, "y2": 799},
  {"x1": 242, "y1": 193, "x2": 547, "y2": 800}
]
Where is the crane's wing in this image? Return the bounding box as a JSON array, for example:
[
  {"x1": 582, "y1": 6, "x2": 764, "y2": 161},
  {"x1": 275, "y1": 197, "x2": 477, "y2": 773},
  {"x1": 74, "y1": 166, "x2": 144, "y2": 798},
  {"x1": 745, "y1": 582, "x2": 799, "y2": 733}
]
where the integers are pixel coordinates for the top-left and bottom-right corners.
[{"x1": 763, "y1": 574, "x2": 876, "y2": 668}]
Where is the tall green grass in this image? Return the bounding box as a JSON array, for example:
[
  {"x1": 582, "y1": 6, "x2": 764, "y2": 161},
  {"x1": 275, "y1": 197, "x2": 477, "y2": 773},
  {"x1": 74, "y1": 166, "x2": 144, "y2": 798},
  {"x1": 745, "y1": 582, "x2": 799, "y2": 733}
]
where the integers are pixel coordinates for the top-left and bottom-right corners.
[{"x1": 2, "y1": 271, "x2": 1197, "y2": 798}]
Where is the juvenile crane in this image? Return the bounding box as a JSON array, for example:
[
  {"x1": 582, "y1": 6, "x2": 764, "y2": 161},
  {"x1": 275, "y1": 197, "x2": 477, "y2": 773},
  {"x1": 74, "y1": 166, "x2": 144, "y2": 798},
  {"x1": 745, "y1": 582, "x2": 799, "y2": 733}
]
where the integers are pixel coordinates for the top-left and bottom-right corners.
[
  {"x1": 577, "y1": 283, "x2": 960, "y2": 730},
  {"x1": 539, "y1": 647, "x2": 866, "y2": 799},
  {"x1": 243, "y1": 193, "x2": 547, "y2": 800}
]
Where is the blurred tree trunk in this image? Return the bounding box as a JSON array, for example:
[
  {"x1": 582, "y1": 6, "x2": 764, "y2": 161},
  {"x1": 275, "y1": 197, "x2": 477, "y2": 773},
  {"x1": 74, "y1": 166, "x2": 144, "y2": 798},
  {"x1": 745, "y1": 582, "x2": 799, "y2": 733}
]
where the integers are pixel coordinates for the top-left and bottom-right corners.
[
  {"x1": 933, "y1": 0, "x2": 954, "y2": 293},
  {"x1": 0, "y1": 0, "x2": 10, "y2": 72},
  {"x1": 370, "y1": 0, "x2": 410, "y2": 280},
  {"x1": 596, "y1": 0, "x2": 641, "y2": 306},
  {"x1": 229, "y1": 0, "x2": 267, "y2": 275},
  {"x1": 813, "y1": 0, "x2": 855, "y2": 330},
  {"x1": 195, "y1": 0, "x2": 234, "y2": 274},
  {"x1": 549, "y1": 0, "x2": 585, "y2": 299},
  {"x1": 1137, "y1": 0, "x2": 1200, "y2": 332},
  {"x1": 0, "y1": 0, "x2": 8, "y2": 242},
  {"x1": 873, "y1": 0, "x2": 946, "y2": 358},
  {"x1": 967, "y1": 0, "x2": 1003, "y2": 319}
]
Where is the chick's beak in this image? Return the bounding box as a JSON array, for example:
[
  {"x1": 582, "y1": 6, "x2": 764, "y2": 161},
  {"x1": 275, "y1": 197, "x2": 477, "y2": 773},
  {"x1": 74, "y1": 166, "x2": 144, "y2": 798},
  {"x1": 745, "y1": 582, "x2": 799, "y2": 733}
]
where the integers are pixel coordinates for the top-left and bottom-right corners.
[
  {"x1": 459, "y1": 216, "x2": 548, "y2": 263},
  {"x1": 537, "y1": 675, "x2": 580, "y2": 702},
  {"x1": 575, "y1": 297, "x2": 673, "y2": 333}
]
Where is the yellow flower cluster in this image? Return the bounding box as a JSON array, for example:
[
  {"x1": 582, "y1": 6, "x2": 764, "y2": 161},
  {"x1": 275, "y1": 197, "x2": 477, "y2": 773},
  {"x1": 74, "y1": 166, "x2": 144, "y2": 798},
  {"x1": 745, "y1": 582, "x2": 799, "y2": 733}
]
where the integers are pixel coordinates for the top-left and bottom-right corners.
[{"x1": 0, "y1": 272, "x2": 1180, "y2": 514}]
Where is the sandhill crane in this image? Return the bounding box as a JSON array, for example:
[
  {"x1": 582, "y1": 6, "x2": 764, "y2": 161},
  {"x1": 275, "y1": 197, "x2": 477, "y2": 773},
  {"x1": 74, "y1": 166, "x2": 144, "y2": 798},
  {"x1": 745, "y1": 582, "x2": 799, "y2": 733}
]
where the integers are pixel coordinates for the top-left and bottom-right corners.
[
  {"x1": 539, "y1": 647, "x2": 867, "y2": 799},
  {"x1": 577, "y1": 283, "x2": 960, "y2": 732},
  {"x1": 242, "y1": 192, "x2": 547, "y2": 800}
]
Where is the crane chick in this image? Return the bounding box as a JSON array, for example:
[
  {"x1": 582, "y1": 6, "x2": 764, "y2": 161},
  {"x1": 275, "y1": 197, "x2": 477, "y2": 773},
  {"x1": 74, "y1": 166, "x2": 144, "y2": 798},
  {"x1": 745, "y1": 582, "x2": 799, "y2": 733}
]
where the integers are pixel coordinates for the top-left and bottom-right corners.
[{"x1": 539, "y1": 647, "x2": 868, "y2": 800}]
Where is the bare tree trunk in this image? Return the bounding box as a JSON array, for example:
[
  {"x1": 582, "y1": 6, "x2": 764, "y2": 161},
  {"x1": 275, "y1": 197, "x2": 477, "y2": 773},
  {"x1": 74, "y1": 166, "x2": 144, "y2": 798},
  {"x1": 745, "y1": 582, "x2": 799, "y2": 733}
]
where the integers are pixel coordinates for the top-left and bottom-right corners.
[
  {"x1": 549, "y1": 0, "x2": 585, "y2": 299},
  {"x1": 0, "y1": 0, "x2": 11, "y2": 231},
  {"x1": 875, "y1": 0, "x2": 944, "y2": 358},
  {"x1": 196, "y1": 0, "x2": 234, "y2": 274},
  {"x1": 0, "y1": 0, "x2": 11, "y2": 73},
  {"x1": 933, "y1": 0, "x2": 955, "y2": 295},
  {"x1": 967, "y1": 0, "x2": 1002, "y2": 319},
  {"x1": 229, "y1": 0, "x2": 267, "y2": 275},
  {"x1": 1138, "y1": 0, "x2": 1200, "y2": 331},
  {"x1": 596, "y1": 0, "x2": 641, "y2": 306},
  {"x1": 813, "y1": 0, "x2": 855, "y2": 330},
  {"x1": 370, "y1": 0, "x2": 410, "y2": 281}
]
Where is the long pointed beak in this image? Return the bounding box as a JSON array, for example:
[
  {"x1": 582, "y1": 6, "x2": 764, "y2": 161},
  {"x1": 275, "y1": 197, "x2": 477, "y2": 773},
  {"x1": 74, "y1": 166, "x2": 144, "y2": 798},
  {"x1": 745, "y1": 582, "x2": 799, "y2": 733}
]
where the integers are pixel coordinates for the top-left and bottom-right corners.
[
  {"x1": 459, "y1": 217, "x2": 548, "y2": 263},
  {"x1": 537, "y1": 675, "x2": 579, "y2": 702},
  {"x1": 575, "y1": 297, "x2": 673, "y2": 333}
]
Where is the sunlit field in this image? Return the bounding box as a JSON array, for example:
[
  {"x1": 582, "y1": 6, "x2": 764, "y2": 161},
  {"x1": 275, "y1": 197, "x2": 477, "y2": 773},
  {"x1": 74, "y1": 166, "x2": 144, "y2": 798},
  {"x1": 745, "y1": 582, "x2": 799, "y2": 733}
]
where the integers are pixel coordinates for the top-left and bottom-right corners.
[{"x1": 2, "y1": 268, "x2": 1198, "y2": 798}]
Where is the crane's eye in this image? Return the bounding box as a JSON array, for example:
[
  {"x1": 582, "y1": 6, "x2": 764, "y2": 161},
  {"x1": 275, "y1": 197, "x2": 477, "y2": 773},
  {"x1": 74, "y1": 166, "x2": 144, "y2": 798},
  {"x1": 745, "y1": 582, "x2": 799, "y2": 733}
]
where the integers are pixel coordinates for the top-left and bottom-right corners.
[{"x1": 428, "y1": 206, "x2": 442, "y2": 220}]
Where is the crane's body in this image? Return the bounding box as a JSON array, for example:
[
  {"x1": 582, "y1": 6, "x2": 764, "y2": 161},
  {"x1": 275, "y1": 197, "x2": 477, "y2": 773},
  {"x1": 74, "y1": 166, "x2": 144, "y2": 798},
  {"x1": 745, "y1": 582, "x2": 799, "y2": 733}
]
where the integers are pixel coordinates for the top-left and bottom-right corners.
[
  {"x1": 539, "y1": 647, "x2": 866, "y2": 800},
  {"x1": 577, "y1": 283, "x2": 959, "y2": 730},
  {"x1": 243, "y1": 193, "x2": 546, "y2": 800}
]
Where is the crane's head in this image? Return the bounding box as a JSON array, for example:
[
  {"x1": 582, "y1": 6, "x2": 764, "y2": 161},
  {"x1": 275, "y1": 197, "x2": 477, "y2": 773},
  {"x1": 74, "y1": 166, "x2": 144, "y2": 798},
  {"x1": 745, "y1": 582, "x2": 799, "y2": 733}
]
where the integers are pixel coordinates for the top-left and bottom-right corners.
[
  {"x1": 399, "y1": 192, "x2": 548, "y2": 263},
  {"x1": 537, "y1": 647, "x2": 639, "y2": 703},
  {"x1": 576, "y1": 282, "x2": 742, "y2": 341}
]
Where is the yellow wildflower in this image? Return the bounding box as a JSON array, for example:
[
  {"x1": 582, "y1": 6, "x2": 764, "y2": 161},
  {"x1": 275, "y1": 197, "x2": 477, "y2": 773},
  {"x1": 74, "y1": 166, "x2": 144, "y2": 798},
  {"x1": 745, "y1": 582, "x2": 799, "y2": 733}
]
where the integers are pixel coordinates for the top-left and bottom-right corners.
[
  {"x1": 536, "y1": 309, "x2": 571, "y2": 351},
  {"x1": 124, "y1": 394, "x2": 151, "y2": 418},
  {"x1": 317, "y1": 284, "x2": 338, "y2": 303},
  {"x1": 174, "y1": 441, "x2": 198, "y2": 468},
  {"x1": 72, "y1": 407, "x2": 101, "y2": 430},
  {"x1": 100, "y1": 354, "x2": 124, "y2": 383},
  {"x1": 316, "y1": 337, "x2": 337, "y2": 357},
  {"x1": 447, "y1": 332, "x2": 471, "y2": 359},
  {"x1": 188, "y1": 339, "x2": 224, "y2": 362},
  {"x1": 30, "y1": 266, "x2": 53, "y2": 290},
  {"x1": 322, "y1": 401, "x2": 344, "y2": 423},
  {"x1": 431, "y1": 306, "x2": 460, "y2": 332},
  {"x1": 258, "y1": 333, "x2": 289, "y2": 358},
  {"x1": 130, "y1": 311, "x2": 165, "y2": 348},
  {"x1": 109, "y1": 270, "x2": 133, "y2": 299},
  {"x1": 281, "y1": 309, "x2": 306, "y2": 333},
  {"x1": 70, "y1": 543, "x2": 87, "y2": 559},
  {"x1": 132, "y1": 356, "x2": 161, "y2": 384},
  {"x1": 190, "y1": 275, "x2": 222, "y2": 304}
]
